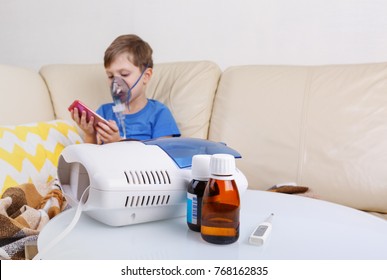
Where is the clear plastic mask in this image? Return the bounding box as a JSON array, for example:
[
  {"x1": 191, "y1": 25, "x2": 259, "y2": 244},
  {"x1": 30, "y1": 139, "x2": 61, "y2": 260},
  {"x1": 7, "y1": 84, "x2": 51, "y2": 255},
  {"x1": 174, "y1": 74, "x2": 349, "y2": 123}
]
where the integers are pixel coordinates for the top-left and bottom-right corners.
[
  {"x1": 110, "y1": 76, "x2": 131, "y2": 113},
  {"x1": 109, "y1": 66, "x2": 148, "y2": 139}
]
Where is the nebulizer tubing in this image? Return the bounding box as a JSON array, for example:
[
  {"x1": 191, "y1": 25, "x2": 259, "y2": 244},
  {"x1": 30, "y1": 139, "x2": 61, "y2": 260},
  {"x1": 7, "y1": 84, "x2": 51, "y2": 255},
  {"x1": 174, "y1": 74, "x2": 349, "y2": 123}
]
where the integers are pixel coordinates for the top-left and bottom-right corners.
[
  {"x1": 33, "y1": 186, "x2": 90, "y2": 259},
  {"x1": 110, "y1": 66, "x2": 148, "y2": 139}
]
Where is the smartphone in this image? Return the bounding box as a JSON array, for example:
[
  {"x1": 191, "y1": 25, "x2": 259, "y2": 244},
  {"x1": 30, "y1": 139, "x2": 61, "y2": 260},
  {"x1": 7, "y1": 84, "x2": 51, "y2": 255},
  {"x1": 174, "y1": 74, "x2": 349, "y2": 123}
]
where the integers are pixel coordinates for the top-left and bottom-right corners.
[{"x1": 68, "y1": 100, "x2": 109, "y2": 126}]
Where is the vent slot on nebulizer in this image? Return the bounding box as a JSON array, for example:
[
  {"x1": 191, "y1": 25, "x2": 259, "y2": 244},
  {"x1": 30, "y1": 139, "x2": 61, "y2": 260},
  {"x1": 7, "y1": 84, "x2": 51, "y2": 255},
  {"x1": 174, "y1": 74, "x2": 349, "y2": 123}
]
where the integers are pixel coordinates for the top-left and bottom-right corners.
[
  {"x1": 125, "y1": 194, "x2": 171, "y2": 208},
  {"x1": 124, "y1": 170, "x2": 171, "y2": 185}
]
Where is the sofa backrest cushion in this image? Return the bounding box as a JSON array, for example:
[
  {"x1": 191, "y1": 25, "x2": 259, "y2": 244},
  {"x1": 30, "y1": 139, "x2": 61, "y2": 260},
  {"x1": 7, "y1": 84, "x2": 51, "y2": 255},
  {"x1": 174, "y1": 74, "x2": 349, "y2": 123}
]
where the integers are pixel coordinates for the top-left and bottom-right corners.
[
  {"x1": 40, "y1": 61, "x2": 221, "y2": 139},
  {"x1": 39, "y1": 64, "x2": 112, "y2": 122},
  {"x1": 0, "y1": 64, "x2": 55, "y2": 125},
  {"x1": 146, "y1": 61, "x2": 221, "y2": 138},
  {"x1": 209, "y1": 63, "x2": 387, "y2": 213}
]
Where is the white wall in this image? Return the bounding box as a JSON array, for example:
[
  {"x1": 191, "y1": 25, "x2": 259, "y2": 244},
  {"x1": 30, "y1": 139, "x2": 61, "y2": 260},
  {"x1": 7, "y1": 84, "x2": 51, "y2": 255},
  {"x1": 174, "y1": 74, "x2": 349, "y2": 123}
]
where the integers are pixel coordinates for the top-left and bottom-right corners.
[{"x1": 1, "y1": 0, "x2": 387, "y2": 70}]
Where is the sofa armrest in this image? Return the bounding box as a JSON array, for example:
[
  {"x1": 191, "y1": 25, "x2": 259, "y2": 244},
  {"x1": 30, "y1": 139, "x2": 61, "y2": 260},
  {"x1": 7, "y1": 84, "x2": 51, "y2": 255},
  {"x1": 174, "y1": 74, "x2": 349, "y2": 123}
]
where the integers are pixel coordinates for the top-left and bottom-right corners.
[{"x1": 0, "y1": 64, "x2": 55, "y2": 125}]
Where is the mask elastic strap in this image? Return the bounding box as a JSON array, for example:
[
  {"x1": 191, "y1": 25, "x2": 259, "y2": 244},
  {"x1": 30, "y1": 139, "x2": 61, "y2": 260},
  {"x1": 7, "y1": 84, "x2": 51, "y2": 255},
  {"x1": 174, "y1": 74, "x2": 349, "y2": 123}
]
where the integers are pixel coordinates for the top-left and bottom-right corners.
[{"x1": 125, "y1": 64, "x2": 149, "y2": 103}]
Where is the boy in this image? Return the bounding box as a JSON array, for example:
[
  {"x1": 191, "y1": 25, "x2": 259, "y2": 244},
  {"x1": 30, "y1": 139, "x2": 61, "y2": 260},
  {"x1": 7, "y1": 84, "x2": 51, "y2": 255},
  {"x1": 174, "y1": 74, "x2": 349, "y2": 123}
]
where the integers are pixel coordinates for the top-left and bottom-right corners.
[{"x1": 71, "y1": 34, "x2": 180, "y2": 144}]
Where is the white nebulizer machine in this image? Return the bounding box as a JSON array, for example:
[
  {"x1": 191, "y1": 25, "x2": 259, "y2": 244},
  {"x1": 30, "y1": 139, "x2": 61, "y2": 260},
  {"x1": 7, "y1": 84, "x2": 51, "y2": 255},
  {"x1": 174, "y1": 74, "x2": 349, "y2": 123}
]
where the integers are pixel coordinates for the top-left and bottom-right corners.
[
  {"x1": 57, "y1": 137, "x2": 248, "y2": 227},
  {"x1": 33, "y1": 138, "x2": 248, "y2": 259}
]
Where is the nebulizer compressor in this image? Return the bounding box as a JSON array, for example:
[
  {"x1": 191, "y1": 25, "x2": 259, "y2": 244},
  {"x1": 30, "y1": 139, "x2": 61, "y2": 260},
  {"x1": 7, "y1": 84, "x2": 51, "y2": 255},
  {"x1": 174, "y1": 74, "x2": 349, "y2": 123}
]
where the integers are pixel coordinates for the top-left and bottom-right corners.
[{"x1": 57, "y1": 138, "x2": 248, "y2": 226}]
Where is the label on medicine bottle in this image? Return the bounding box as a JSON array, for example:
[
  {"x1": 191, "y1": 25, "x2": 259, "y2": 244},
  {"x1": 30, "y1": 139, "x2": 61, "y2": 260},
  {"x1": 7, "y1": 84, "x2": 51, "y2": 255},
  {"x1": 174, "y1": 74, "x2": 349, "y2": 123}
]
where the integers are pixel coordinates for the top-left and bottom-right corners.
[
  {"x1": 187, "y1": 192, "x2": 198, "y2": 224},
  {"x1": 187, "y1": 155, "x2": 210, "y2": 232},
  {"x1": 187, "y1": 180, "x2": 207, "y2": 232}
]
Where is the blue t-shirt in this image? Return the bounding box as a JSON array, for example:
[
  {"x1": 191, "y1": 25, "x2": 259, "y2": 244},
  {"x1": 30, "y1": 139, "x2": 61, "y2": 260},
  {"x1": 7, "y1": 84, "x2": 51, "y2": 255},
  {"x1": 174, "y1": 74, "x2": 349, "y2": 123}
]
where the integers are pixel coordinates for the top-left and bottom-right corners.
[{"x1": 96, "y1": 99, "x2": 180, "y2": 140}]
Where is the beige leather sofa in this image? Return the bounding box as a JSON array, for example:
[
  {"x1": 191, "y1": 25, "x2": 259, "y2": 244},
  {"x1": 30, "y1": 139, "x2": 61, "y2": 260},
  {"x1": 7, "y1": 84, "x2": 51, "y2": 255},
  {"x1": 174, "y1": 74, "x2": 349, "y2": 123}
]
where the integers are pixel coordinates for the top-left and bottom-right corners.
[{"x1": 1, "y1": 61, "x2": 387, "y2": 219}]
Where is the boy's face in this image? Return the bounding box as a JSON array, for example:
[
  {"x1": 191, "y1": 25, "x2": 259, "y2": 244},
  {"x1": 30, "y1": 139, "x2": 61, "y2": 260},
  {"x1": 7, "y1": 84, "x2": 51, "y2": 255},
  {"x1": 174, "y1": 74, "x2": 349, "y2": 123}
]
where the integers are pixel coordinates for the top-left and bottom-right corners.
[{"x1": 105, "y1": 52, "x2": 152, "y2": 103}]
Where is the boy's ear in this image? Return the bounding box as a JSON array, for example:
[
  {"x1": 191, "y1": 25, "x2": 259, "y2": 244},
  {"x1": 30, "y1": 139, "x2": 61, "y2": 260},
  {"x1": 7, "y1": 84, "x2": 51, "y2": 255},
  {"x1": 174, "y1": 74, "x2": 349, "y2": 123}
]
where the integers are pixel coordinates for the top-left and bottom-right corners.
[{"x1": 143, "y1": 67, "x2": 153, "y2": 84}]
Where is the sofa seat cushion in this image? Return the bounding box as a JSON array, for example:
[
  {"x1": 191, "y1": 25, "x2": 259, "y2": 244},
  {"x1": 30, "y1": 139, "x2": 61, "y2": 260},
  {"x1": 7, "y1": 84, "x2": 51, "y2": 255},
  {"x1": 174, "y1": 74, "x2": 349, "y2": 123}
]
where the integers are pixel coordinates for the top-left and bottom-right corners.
[{"x1": 0, "y1": 120, "x2": 83, "y2": 195}]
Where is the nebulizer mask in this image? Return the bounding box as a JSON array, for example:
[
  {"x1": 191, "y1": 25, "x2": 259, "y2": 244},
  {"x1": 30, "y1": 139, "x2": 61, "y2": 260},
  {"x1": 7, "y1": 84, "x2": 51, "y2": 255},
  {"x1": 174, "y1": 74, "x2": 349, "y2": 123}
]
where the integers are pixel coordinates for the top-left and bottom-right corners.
[
  {"x1": 110, "y1": 66, "x2": 148, "y2": 139},
  {"x1": 111, "y1": 77, "x2": 130, "y2": 138}
]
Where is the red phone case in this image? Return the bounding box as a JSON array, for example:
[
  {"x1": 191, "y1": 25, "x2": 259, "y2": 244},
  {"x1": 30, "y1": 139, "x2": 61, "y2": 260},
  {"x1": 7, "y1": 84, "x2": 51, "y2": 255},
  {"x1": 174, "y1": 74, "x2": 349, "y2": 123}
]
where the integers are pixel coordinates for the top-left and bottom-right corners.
[{"x1": 68, "y1": 100, "x2": 109, "y2": 126}]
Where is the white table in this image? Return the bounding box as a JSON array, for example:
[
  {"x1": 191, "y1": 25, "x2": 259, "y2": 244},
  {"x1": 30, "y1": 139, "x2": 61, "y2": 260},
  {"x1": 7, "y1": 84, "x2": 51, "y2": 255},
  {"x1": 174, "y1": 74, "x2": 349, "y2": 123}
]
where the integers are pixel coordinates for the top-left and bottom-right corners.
[{"x1": 37, "y1": 190, "x2": 387, "y2": 259}]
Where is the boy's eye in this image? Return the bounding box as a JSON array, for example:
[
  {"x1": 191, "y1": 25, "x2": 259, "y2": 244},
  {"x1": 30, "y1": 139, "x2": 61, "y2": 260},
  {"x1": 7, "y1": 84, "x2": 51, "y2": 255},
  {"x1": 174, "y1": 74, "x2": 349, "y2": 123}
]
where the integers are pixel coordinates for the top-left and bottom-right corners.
[{"x1": 107, "y1": 72, "x2": 130, "y2": 80}]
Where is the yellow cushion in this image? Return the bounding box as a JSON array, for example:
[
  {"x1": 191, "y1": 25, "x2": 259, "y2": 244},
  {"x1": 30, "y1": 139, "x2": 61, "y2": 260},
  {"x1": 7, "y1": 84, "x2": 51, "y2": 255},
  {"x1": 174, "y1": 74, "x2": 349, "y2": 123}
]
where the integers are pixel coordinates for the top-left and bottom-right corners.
[{"x1": 0, "y1": 120, "x2": 83, "y2": 195}]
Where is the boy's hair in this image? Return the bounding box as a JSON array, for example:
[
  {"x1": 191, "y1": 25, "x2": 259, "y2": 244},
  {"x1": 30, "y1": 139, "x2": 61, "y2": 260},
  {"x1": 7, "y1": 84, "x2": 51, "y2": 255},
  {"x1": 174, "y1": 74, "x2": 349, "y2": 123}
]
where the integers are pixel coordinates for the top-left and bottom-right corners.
[{"x1": 104, "y1": 34, "x2": 153, "y2": 70}]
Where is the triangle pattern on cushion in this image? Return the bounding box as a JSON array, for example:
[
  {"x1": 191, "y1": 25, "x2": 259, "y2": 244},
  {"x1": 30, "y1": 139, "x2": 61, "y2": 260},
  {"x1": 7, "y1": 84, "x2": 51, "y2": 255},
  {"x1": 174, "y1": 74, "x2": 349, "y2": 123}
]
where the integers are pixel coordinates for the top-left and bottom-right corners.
[{"x1": 0, "y1": 120, "x2": 83, "y2": 195}]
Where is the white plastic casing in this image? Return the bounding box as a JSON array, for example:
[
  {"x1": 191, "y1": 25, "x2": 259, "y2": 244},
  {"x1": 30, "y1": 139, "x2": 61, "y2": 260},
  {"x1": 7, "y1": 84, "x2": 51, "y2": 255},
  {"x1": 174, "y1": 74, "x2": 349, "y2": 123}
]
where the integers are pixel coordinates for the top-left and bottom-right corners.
[
  {"x1": 57, "y1": 141, "x2": 248, "y2": 226},
  {"x1": 249, "y1": 222, "x2": 272, "y2": 246},
  {"x1": 249, "y1": 214, "x2": 274, "y2": 246}
]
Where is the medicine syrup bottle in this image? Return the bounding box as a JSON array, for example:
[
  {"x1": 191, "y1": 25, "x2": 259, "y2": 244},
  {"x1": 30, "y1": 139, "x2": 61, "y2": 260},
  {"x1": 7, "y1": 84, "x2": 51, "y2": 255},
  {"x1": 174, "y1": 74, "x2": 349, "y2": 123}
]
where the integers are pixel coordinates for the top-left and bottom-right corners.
[
  {"x1": 187, "y1": 154, "x2": 211, "y2": 232},
  {"x1": 201, "y1": 154, "x2": 240, "y2": 244}
]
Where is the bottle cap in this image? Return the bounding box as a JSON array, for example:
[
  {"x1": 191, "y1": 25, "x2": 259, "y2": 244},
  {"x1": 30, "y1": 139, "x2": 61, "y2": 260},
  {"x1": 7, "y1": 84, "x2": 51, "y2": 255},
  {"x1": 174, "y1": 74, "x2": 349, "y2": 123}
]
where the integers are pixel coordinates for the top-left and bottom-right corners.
[
  {"x1": 191, "y1": 154, "x2": 211, "y2": 180},
  {"x1": 210, "y1": 154, "x2": 236, "y2": 176}
]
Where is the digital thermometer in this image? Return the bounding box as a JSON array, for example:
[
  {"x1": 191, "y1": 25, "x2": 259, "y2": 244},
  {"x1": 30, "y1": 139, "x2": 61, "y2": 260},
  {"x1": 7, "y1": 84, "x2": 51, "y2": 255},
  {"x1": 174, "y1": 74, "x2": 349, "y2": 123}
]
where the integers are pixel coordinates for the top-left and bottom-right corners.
[{"x1": 249, "y1": 213, "x2": 274, "y2": 246}]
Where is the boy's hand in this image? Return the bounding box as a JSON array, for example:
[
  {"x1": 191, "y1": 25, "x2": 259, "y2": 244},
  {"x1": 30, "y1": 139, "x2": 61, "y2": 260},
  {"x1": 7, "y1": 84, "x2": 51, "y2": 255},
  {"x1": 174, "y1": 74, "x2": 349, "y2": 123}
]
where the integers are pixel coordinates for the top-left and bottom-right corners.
[
  {"x1": 95, "y1": 120, "x2": 121, "y2": 144},
  {"x1": 70, "y1": 108, "x2": 97, "y2": 143}
]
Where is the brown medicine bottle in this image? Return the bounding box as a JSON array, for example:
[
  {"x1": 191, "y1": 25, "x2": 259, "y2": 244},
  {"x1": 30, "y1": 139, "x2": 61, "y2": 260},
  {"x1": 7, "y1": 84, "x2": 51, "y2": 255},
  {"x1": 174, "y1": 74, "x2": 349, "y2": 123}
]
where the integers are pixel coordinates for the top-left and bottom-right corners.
[{"x1": 201, "y1": 154, "x2": 240, "y2": 244}]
